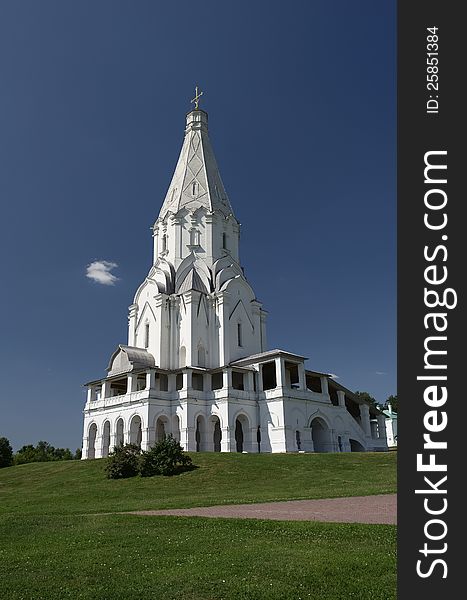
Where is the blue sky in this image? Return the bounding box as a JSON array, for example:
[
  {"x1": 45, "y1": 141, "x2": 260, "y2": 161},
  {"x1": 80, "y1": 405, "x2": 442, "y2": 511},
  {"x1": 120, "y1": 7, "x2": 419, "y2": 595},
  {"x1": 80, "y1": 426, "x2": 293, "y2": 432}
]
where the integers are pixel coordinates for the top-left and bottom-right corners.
[{"x1": 0, "y1": 0, "x2": 396, "y2": 451}]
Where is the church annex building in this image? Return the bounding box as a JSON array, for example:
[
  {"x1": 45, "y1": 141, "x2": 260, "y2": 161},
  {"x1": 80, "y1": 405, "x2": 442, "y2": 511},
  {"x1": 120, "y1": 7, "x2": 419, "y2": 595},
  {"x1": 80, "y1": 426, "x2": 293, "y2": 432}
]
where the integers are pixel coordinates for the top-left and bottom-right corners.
[{"x1": 82, "y1": 96, "x2": 388, "y2": 458}]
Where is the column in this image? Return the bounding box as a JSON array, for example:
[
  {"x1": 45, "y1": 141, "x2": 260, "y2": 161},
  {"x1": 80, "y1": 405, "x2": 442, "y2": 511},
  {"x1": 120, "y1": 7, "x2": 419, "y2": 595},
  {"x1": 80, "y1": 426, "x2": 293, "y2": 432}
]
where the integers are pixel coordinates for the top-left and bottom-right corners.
[
  {"x1": 220, "y1": 426, "x2": 231, "y2": 452},
  {"x1": 337, "y1": 390, "x2": 346, "y2": 407},
  {"x1": 275, "y1": 357, "x2": 286, "y2": 388},
  {"x1": 182, "y1": 369, "x2": 192, "y2": 390},
  {"x1": 145, "y1": 370, "x2": 156, "y2": 391},
  {"x1": 126, "y1": 374, "x2": 138, "y2": 394},
  {"x1": 204, "y1": 372, "x2": 212, "y2": 392},
  {"x1": 297, "y1": 363, "x2": 306, "y2": 390},
  {"x1": 141, "y1": 427, "x2": 151, "y2": 451},
  {"x1": 222, "y1": 368, "x2": 232, "y2": 389},
  {"x1": 101, "y1": 380, "x2": 110, "y2": 399},
  {"x1": 256, "y1": 364, "x2": 264, "y2": 392},
  {"x1": 167, "y1": 373, "x2": 177, "y2": 392},
  {"x1": 359, "y1": 404, "x2": 371, "y2": 436},
  {"x1": 320, "y1": 376, "x2": 329, "y2": 395},
  {"x1": 377, "y1": 414, "x2": 387, "y2": 442},
  {"x1": 94, "y1": 433, "x2": 103, "y2": 459},
  {"x1": 246, "y1": 371, "x2": 255, "y2": 392},
  {"x1": 86, "y1": 388, "x2": 93, "y2": 403}
]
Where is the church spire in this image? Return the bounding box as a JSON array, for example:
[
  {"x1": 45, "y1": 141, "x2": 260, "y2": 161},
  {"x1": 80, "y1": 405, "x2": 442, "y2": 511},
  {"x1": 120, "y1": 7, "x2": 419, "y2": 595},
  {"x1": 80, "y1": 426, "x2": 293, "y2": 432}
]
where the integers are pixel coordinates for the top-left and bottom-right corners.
[{"x1": 157, "y1": 89, "x2": 234, "y2": 220}]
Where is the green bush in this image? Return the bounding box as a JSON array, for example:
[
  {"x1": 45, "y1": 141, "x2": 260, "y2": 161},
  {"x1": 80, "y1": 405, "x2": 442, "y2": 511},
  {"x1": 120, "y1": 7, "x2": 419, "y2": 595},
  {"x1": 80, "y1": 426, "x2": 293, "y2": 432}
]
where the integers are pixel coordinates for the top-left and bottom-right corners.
[
  {"x1": 105, "y1": 444, "x2": 141, "y2": 479},
  {"x1": 140, "y1": 435, "x2": 193, "y2": 477}
]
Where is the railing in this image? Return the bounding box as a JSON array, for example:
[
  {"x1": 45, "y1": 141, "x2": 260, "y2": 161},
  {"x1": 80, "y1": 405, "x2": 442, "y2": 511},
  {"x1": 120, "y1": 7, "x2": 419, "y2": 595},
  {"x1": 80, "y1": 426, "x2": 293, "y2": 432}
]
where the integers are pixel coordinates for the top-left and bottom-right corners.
[{"x1": 87, "y1": 390, "x2": 149, "y2": 409}]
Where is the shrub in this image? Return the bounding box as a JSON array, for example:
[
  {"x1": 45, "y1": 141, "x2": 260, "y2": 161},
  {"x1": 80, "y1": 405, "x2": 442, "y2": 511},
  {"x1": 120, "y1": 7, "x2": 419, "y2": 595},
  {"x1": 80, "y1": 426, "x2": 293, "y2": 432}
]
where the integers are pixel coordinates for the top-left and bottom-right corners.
[
  {"x1": 140, "y1": 435, "x2": 193, "y2": 477},
  {"x1": 0, "y1": 437, "x2": 13, "y2": 468},
  {"x1": 105, "y1": 444, "x2": 141, "y2": 479}
]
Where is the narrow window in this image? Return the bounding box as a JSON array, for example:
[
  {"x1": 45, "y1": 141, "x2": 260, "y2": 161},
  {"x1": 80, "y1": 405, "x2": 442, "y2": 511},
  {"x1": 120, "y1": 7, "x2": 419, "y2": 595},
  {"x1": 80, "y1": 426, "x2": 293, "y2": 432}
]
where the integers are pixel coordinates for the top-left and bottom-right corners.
[
  {"x1": 222, "y1": 232, "x2": 227, "y2": 249},
  {"x1": 190, "y1": 228, "x2": 200, "y2": 246},
  {"x1": 162, "y1": 234, "x2": 167, "y2": 253},
  {"x1": 296, "y1": 430, "x2": 301, "y2": 451},
  {"x1": 237, "y1": 323, "x2": 242, "y2": 347},
  {"x1": 192, "y1": 181, "x2": 198, "y2": 196},
  {"x1": 144, "y1": 323, "x2": 150, "y2": 349}
]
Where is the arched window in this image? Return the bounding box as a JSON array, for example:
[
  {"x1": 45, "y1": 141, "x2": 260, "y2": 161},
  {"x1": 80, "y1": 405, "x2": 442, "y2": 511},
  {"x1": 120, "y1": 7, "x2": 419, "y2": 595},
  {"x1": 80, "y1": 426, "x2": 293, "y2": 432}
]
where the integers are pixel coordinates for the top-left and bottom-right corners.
[
  {"x1": 192, "y1": 181, "x2": 198, "y2": 196},
  {"x1": 144, "y1": 323, "x2": 150, "y2": 349}
]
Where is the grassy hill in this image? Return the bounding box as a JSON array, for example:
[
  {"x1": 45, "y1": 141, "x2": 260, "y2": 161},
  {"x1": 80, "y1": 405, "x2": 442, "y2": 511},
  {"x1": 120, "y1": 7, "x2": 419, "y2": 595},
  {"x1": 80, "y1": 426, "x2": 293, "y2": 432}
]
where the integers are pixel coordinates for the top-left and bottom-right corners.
[
  {"x1": 0, "y1": 451, "x2": 396, "y2": 516},
  {"x1": 0, "y1": 453, "x2": 397, "y2": 600}
]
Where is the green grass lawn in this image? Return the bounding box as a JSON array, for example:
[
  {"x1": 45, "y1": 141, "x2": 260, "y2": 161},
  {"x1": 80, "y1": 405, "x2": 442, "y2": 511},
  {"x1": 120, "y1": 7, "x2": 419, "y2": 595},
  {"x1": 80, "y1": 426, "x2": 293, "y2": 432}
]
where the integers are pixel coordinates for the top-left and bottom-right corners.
[
  {"x1": 0, "y1": 451, "x2": 396, "y2": 516},
  {"x1": 0, "y1": 453, "x2": 397, "y2": 600}
]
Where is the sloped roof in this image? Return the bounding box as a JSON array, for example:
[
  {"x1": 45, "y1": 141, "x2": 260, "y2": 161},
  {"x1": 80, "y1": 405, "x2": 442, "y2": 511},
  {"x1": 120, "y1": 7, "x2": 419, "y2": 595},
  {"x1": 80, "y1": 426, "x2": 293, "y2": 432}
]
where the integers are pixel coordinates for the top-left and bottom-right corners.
[
  {"x1": 177, "y1": 268, "x2": 209, "y2": 294},
  {"x1": 106, "y1": 344, "x2": 156, "y2": 376},
  {"x1": 158, "y1": 109, "x2": 234, "y2": 219}
]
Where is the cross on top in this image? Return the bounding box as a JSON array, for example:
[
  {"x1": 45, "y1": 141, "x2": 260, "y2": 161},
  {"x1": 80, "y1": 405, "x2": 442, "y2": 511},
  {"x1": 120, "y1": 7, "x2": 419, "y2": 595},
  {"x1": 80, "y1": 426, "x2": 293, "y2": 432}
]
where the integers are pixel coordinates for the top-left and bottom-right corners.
[{"x1": 191, "y1": 85, "x2": 204, "y2": 110}]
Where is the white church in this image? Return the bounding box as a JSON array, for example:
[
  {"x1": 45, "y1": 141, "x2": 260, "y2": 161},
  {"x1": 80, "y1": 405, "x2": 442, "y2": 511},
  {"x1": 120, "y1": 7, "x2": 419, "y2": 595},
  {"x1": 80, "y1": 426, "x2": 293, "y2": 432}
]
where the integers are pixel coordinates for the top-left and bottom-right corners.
[{"x1": 82, "y1": 94, "x2": 388, "y2": 458}]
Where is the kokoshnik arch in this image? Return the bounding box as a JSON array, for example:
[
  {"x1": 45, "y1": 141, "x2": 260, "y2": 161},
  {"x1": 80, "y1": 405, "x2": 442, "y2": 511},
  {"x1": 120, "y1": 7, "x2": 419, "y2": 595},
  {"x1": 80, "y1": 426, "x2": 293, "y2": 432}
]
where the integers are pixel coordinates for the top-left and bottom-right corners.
[{"x1": 82, "y1": 93, "x2": 388, "y2": 458}]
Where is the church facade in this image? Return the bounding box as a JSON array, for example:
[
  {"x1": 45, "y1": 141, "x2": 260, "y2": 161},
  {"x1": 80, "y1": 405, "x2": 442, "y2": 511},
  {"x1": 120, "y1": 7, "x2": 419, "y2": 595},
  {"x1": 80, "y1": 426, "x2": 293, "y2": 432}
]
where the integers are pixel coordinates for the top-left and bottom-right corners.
[{"x1": 82, "y1": 101, "x2": 388, "y2": 458}]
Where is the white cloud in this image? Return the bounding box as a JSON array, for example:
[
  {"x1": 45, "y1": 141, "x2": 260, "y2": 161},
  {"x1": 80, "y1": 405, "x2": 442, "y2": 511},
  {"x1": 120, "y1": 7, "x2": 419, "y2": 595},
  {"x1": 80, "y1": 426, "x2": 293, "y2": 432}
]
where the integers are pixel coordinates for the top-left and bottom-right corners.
[
  {"x1": 86, "y1": 260, "x2": 119, "y2": 286},
  {"x1": 375, "y1": 371, "x2": 387, "y2": 376}
]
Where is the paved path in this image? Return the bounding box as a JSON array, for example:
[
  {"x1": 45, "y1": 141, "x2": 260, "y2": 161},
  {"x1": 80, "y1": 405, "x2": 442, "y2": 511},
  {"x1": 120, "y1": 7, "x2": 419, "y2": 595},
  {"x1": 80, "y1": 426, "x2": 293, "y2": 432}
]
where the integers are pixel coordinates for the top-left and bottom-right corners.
[{"x1": 128, "y1": 494, "x2": 396, "y2": 524}]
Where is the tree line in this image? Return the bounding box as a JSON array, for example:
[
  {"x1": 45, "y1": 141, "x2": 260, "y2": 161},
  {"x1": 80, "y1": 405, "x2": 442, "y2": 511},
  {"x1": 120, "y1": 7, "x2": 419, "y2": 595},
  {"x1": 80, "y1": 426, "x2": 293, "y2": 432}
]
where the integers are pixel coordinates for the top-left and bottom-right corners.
[
  {"x1": 354, "y1": 393, "x2": 398, "y2": 412},
  {"x1": 0, "y1": 438, "x2": 81, "y2": 468}
]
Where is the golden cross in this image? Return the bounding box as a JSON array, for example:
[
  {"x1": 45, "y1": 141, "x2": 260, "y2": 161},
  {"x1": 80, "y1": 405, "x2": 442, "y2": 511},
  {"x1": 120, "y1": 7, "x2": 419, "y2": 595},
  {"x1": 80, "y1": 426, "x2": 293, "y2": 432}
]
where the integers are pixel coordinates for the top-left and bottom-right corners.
[{"x1": 191, "y1": 85, "x2": 204, "y2": 110}]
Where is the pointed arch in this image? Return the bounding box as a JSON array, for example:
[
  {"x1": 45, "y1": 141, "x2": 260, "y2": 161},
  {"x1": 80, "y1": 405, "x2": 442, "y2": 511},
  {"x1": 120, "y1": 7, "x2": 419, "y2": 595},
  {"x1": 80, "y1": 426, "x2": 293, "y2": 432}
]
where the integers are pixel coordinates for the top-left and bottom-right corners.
[
  {"x1": 129, "y1": 415, "x2": 142, "y2": 448},
  {"x1": 102, "y1": 421, "x2": 111, "y2": 457},
  {"x1": 87, "y1": 423, "x2": 97, "y2": 459},
  {"x1": 115, "y1": 418, "x2": 124, "y2": 447},
  {"x1": 310, "y1": 416, "x2": 332, "y2": 453}
]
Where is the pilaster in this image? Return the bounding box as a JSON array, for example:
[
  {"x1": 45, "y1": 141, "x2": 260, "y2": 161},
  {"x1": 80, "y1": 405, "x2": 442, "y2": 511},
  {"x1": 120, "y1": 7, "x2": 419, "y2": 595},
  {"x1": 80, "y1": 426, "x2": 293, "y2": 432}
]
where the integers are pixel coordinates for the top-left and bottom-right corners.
[{"x1": 217, "y1": 292, "x2": 230, "y2": 366}]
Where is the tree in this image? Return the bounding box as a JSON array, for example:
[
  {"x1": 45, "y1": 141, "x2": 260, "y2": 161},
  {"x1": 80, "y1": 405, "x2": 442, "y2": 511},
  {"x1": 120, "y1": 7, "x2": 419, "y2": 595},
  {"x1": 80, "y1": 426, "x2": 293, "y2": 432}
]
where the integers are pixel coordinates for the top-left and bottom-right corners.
[
  {"x1": 0, "y1": 437, "x2": 13, "y2": 468},
  {"x1": 385, "y1": 395, "x2": 398, "y2": 412},
  {"x1": 14, "y1": 444, "x2": 38, "y2": 465},
  {"x1": 14, "y1": 441, "x2": 78, "y2": 465},
  {"x1": 140, "y1": 435, "x2": 193, "y2": 477},
  {"x1": 353, "y1": 390, "x2": 381, "y2": 408}
]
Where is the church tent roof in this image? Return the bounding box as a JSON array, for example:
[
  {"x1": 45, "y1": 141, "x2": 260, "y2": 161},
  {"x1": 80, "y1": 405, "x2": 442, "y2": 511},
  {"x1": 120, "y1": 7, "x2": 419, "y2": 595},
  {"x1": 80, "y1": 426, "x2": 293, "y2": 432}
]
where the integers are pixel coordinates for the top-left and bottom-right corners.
[{"x1": 157, "y1": 109, "x2": 234, "y2": 220}]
